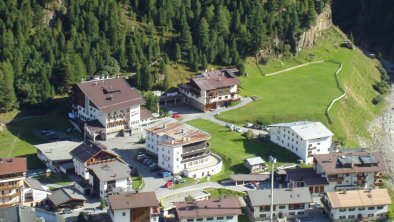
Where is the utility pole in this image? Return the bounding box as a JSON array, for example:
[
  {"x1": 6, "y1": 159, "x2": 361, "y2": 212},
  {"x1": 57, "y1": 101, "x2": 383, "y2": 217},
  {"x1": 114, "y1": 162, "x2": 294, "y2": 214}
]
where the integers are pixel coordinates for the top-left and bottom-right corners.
[{"x1": 269, "y1": 155, "x2": 277, "y2": 222}]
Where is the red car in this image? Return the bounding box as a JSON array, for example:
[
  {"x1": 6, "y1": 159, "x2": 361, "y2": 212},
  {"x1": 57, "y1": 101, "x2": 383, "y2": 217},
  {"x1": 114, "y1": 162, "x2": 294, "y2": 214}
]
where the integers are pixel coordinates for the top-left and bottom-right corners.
[
  {"x1": 172, "y1": 113, "x2": 181, "y2": 118},
  {"x1": 165, "y1": 181, "x2": 173, "y2": 188}
]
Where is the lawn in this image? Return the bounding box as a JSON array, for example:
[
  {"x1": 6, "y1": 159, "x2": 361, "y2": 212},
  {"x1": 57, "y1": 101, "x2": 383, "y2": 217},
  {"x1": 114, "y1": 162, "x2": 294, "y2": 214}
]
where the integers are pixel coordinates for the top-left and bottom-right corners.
[
  {"x1": 187, "y1": 119, "x2": 298, "y2": 181},
  {"x1": 205, "y1": 188, "x2": 245, "y2": 199},
  {"x1": 0, "y1": 97, "x2": 80, "y2": 169},
  {"x1": 132, "y1": 176, "x2": 145, "y2": 191},
  {"x1": 218, "y1": 28, "x2": 384, "y2": 147}
]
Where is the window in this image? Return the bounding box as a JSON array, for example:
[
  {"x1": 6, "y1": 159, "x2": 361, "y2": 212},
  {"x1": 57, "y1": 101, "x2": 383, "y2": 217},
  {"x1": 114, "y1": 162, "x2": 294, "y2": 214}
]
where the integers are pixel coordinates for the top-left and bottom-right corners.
[
  {"x1": 339, "y1": 216, "x2": 345, "y2": 219},
  {"x1": 297, "y1": 211, "x2": 304, "y2": 215},
  {"x1": 260, "y1": 214, "x2": 266, "y2": 218},
  {"x1": 288, "y1": 212, "x2": 295, "y2": 216},
  {"x1": 368, "y1": 214, "x2": 374, "y2": 217},
  {"x1": 368, "y1": 207, "x2": 375, "y2": 210},
  {"x1": 207, "y1": 218, "x2": 214, "y2": 221},
  {"x1": 349, "y1": 208, "x2": 355, "y2": 211},
  {"x1": 358, "y1": 207, "x2": 365, "y2": 211},
  {"x1": 196, "y1": 218, "x2": 203, "y2": 221},
  {"x1": 279, "y1": 205, "x2": 285, "y2": 209},
  {"x1": 217, "y1": 217, "x2": 224, "y2": 220},
  {"x1": 348, "y1": 215, "x2": 355, "y2": 219},
  {"x1": 377, "y1": 206, "x2": 384, "y2": 209},
  {"x1": 317, "y1": 142, "x2": 320, "y2": 145},
  {"x1": 339, "y1": 208, "x2": 346, "y2": 212},
  {"x1": 187, "y1": 219, "x2": 194, "y2": 222},
  {"x1": 226, "y1": 216, "x2": 233, "y2": 219},
  {"x1": 122, "y1": 212, "x2": 126, "y2": 216}
]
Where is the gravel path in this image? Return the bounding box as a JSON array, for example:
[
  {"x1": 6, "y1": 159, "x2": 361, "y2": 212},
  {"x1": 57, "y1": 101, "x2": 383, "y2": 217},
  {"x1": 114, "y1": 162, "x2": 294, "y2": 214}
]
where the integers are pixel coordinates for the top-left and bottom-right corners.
[{"x1": 365, "y1": 83, "x2": 394, "y2": 188}]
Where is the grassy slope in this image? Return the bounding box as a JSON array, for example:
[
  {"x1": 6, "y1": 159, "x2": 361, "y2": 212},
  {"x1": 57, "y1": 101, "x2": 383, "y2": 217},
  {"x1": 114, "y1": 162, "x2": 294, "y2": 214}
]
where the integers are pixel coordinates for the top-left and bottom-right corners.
[
  {"x1": 188, "y1": 119, "x2": 298, "y2": 181},
  {"x1": 218, "y1": 28, "x2": 383, "y2": 146},
  {"x1": 0, "y1": 98, "x2": 78, "y2": 169}
]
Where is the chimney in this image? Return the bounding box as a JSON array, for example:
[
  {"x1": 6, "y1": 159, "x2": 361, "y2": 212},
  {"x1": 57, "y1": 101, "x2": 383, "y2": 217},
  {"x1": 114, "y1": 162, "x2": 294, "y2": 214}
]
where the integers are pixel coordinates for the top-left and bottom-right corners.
[{"x1": 163, "y1": 124, "x2": 167, "y2": 129}]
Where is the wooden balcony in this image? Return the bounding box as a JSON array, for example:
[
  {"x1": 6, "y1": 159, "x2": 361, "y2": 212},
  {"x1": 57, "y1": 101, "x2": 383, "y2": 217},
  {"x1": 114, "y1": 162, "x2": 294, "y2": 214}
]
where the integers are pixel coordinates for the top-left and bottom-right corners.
[
  {"x1": 0, "y1": 184, "x2": 20, "y2": 191},
  {"x1": 0, "y1": 201, "x2": 17, "y2": 208},
  {"x1": 1, "y1": 191, "x2": 20, "y2": 198},
  {"x1": 375, "y1": 179, "x2": 384, "y2": 186},
  {"x1": 375, "y1": 172, "x2": 384, "y2": 179}
]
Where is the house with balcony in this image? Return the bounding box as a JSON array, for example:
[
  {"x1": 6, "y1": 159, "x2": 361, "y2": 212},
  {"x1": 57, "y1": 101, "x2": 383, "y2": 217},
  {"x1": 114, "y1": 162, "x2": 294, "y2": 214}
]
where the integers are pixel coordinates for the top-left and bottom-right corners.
[
  {"x1": 70, "y1": 141, "x2": 121, "y2": 180},
  {"x1": 87, "y1": 161, "x2": 131, "y2": 197},
  {"x1": 0, "y1": 158, "x2": 27, "y2": 209},
  {"x1": 23, "y1": 178, "x2": 51, "y2": 207},
  {"x1": 313, "y1": 151, "x2": 386, "y2": 192},
  {"x1": 322, "y1": 189, "x2": 392, "y2": 221},
  {"x1": 179, "y1": 69, "x2": 240, "y2": 112},
  {"x1": 284, "y1": 168, "x2": 328, "y2": 197},
  {"x1": 145, "y1": 118, "x2": 222, "y2": 178},
  {"x1": 268, "y1": 121, "x2": 333, "y2": 164},
  {"x1": 108, "y1": 192, "x2": 159, "y2": 222},
  {"x1": 245, "y1": 187, "x2": 313, "y2": 221},
  {"x1": 70, "y1": 77, "x2": 148, "y2": 140},
  {"x1": 174, "y1": 198, "x2": 242, "y2": 222}
]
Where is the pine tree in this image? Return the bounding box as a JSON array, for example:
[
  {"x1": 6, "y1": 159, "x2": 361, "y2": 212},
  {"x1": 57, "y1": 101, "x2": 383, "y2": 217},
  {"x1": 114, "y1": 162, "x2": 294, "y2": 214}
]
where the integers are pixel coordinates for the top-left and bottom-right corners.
[
  {"x1": 135, "y1": 67, "x2": 142, "y2": 89},
  {"x1": 0, "y1": 61, "x2": 17, "y2": 111},
  {"x1": 175, "y1": 43, "x2": 182, "y2": 62},
  {"x1": 163, "y1": 72, "x2": 170, "y2": 90}
]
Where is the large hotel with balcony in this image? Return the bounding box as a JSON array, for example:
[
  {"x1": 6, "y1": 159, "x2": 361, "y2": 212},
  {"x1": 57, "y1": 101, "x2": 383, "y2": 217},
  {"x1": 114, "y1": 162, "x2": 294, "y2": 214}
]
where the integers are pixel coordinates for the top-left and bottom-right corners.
[
  {"x1": 0, "y1": 158, "x2": 27, "y2": 208},
  {"x1": 145, "y1": 118, "x2": 222, "y2": 178},
  {"x1": 70, "y1": 77, "x2": 152, "y2": 140},
  {"x1": 179, "y1": 68, "x2": 240, "y2": 112}
]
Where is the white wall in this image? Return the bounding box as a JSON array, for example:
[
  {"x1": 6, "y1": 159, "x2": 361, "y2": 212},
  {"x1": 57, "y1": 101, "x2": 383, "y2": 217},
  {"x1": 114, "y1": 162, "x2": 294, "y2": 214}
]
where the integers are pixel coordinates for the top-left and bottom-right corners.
[
  {"x1": 183, "y1": 157, "x2": 223, "y2": 179},
  {"x1": 269, "y1": 126, "x2": 332, "y2": 164},
  {"x1": 180, "y1": 215, "x2": 238, "y2": 222},
  {"x1": 252, "y1": 203, "x2": 310, "y2": 220},
  {"x1": 330, "y1": 205, "x2": 388, "y2": 221},
  {"x1": 158, "y1": 145, "x2": 183, "y2": 174},
  {"x1": 112, "y1": 209, "x2": 130, "y2": 222},
  {"x1": 73, "y1": 159, "x2": 89, "y2": 180},
  {"x1": 145, "y1": 130, "x2": 168, "y2": 155}
]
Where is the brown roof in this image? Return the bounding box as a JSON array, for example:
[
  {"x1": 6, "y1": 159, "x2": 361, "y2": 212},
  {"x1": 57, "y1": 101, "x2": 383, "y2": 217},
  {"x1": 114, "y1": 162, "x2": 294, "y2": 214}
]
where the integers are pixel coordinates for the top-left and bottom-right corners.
[
  {"x1": 326, "y1": 189, "x2": 392, "y2": 208},
  {"x1": 85, "y1": 120, "x2": 105, "y2": 134},
  {"x1": 109, "y1": 192, "x2": 158, "y2": 210},
  {"x1": 0, "y1": 158, "x2": 27, "y2": 176},
  {"x1": 285, "y1": 168, "x2": 328, "y2": 185},
  {"x1": 314, "y1": 151, "x2": 386, "y2": 175},
  {"x1": 145, "y1": 118, "x2": 210, "y2": 147},
  {"x1": 140, "y1": 108, "x2": 153, "y2": 120},
  {"x1": 175, "y1": 198, "x2": 242, "y2": 219},
  {"x1": 76, "y1": 78, "x2": 145, "y2": 113},
  {"x1": 189, "y1": 69, "x2": 240, "y2": 91}
]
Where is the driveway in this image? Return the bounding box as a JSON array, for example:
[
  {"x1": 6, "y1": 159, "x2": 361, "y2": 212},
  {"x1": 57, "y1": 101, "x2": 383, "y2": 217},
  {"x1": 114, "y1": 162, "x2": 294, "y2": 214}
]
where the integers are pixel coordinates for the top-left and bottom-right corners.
[{"x1": 166, "y1": 97, "x2": 267, "y2": 135}]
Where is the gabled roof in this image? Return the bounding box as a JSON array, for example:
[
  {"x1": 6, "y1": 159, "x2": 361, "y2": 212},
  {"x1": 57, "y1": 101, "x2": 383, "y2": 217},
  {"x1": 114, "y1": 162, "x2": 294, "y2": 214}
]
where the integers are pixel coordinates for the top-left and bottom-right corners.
[
  {"x1": 109, "y1": 192, "x2": 158, "y2": 210},
  {"x1": 285, "y1": 168, "x2": 328, "y2": 185},
  {"x1": 75, "y1": 77, "x2": 145, "y2": 113},
  {"x1": 326, "y1": 189, "x2": 392, "y2": 208},
  {"x1": 188, "y1": 69, "x2": 240, "y2": 91},
  {"x1": 48, "y1": 188, "x2": 86, "y2": 207},
  {"x1": 88, "y1": 161, "x2": 130, "y2": 181},
  {"x1": 70, "y1": 141, "x2": 118, "y2": 163},
  {"x1": 175, "y1": 198, "x2": 242, "y2": 218},
  {"x1": 140, "y1": 108, "x2": 153, "y2": 120},
  {"x1": 245, "y1": 157, "x2": 265, "y2": 166},
  {"x1": 0, "y1": 158, "x2": 27, "y2": 176},
  {"x1": 314, "y1": 151, "x2": 386, "y2": 174},
  {"x1": 247, "y1": 187, "x2": 313, "y2": 206},
  {"x1": 269, "y1": 121, "x2": 333, "y2": 140},
  {"x1": 24, "y1": 178, "x2": 47, "y2": 191},
  {"x1": 0, "y1": 206, "x2": 38, "y2": 222}
]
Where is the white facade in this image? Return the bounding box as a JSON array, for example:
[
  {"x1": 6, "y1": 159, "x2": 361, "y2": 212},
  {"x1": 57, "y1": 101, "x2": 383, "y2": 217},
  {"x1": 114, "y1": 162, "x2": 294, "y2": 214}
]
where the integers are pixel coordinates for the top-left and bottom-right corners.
[
  {"x1": 88, "y1": 176, "x2": 129, "y2": 198},
  {"x1": 74, "y1": 159, "x2": 89, "y2": 180},
  {"x1": 329, "y1": 206, "x2": 388, "y2": 221},
  {"x1": 110, "y1": 207, "x2": 159, "y2": 222},
  {"x1": 179, "y1": 215, "x2": 238, "y2": 222},
  {"x1": 23, "y1": 187, "x2": 51, "y2": 207},
  {"x1": 249, "y1": 203, "x2": 310, "y2": 221},
  {"x1": 269, "y1": 122, "x2": 333, "y2": 164},
  {"x1": 0, "y1": 176, "x2": 25, "y2": 207}
]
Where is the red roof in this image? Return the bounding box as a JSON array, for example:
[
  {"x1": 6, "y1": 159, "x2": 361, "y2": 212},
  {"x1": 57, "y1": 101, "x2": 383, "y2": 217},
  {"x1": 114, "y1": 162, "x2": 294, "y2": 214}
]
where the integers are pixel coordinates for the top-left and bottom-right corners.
[
  {"x1": 0, "y1": 158, "x2": 27, "y2": 175},
  {"x1": 75, "y1": 78, "x2": 145, "y2": 113},
  {"x1": 189, "y1": 69, "x2": 240, "y2": 91}
]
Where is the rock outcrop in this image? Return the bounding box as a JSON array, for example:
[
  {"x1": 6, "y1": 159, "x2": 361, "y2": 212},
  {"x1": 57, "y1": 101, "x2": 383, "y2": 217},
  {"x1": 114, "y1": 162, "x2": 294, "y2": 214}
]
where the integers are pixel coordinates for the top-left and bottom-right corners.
[{"x1": 296, "y1": 6, "x2": 332, "y2": 51}]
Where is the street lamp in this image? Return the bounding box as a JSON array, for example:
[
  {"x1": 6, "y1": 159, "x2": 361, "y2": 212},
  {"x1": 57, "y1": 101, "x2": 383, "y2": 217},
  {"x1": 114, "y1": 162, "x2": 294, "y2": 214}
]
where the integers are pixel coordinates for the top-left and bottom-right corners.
[{"x1": 269, "y1": 155, "x2": 277, "y2": 222}]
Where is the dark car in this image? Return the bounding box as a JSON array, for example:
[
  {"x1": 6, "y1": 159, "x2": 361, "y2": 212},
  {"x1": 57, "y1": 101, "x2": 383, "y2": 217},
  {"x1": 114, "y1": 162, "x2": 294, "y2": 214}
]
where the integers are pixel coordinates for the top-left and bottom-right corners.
[{"x1": 150, "y1": 165, "x2": 161, "y2": 172}]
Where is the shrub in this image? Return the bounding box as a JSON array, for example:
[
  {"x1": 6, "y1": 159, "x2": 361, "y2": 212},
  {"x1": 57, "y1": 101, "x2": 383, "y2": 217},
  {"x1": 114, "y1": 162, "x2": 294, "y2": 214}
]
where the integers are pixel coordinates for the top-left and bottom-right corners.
[
  {"x1": 244, "y1": 130, "x2": 255, "y2": 140},
  {"x1": 372, "y1": 95, "x2": 384, "y2": 105},
  {"x1": 373, "y1": 81, "x2": 390, "y2": 95}
]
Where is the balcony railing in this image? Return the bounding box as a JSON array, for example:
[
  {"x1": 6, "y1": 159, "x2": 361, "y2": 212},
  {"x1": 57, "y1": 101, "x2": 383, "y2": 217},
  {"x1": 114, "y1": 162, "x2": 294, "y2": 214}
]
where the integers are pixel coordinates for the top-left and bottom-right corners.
[
  {"x1": 1, "y1": 191, "x2": 20, "y2": 198},
  {"x1": 181, "y1": 151, "x2": 211, "y2": 163},
  {"x1": 0, "y1": 184, "x2": 20, "y2": 191},
  {"x1": 375, "y1": 179, "x2": 384, "y2": 186},
  {"x1": 375, "y1": 172, "x2": 384, "y2": 179}
]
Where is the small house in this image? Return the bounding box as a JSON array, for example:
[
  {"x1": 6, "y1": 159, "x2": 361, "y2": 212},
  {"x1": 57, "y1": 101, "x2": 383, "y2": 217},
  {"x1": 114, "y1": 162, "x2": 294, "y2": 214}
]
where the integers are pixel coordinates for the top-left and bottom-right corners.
[{"x1": 244, "y1": 157, "x2": 266, "y2": 173}]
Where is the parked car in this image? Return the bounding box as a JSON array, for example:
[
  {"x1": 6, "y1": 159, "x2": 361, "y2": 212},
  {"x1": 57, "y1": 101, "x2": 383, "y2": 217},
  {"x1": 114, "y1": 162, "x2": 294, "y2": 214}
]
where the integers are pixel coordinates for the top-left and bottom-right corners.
[
  {"x1": 136, "y1": 154, "x2": 147, "y2": 160},
  {"x1": 225, "y1": 123, "x2": 234, "y2": 130},
  {"x1": 245, "y1": 183, "x2": 257, "y2": 190},
  {"x1": 60, "y1": 208, "x2": 73, "y2": 214},
  {"x1": 245, "y1": 123, "x2": 254, "y2": 128},
  {"x1": 137, "y1": 151, "x2": 145, "y2": 155},
  {"x1": 167, "y1": 110, "x2": 175, "y2": 115},
  {"x1": 172, "y1": 113, "x2": 181, "y2": 118},
  {"x1": 150, "y1": 165, "x2": 161, "y2": 172},
  {"x1": 149, "y1": 163, "x2": 158, "y2": 168},
  {"x1": 143, "y1": 159, "x2": 152, "y2": 165},
  {"x1": 234, "y1": 127, "x2": 243, "y2": 133},
  {"x1": 165, "y1": 181, "x2": 173, "y2": 188},
  {"x1": 173, "y1": 175, "x2": 185, "y2": 184},
  {"x1": 162, "y1": 171, "x2": 172, "y2": 178}
]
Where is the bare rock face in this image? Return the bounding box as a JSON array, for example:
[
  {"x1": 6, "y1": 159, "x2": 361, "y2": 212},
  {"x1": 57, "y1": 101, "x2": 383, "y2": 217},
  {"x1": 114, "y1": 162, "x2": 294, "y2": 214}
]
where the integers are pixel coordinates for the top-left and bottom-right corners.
[{"x1": 296, "y1": 6, "x2": 333, "y2": 51}]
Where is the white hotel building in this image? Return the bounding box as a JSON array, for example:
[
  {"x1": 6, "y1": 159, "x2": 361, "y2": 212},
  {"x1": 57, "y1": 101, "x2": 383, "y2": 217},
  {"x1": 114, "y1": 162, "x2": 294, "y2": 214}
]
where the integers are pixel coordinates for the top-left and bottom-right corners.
[
  {"x1": 145, "y1": 118, "x2": 222, "y2": 178},
  {"x1": 268, "y1": 121, "x2": 333, "y2": 164},
  {"x1": 71, "y1": 77, "x2": 151, "y2": 140}
]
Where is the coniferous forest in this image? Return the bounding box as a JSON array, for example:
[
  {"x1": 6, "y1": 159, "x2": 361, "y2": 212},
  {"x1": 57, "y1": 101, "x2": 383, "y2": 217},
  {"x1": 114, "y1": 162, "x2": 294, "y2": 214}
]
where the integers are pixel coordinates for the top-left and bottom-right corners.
[{"x1": 0, "y1": 0, "x2": 329, "y2": 111}]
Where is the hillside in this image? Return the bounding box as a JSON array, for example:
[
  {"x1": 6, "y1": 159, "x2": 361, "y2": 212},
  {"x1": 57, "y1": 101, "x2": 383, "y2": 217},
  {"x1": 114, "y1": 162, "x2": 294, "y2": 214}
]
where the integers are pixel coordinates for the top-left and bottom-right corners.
[{"x1": 217, "y1": 28, "x2": 385, "y2": 147}]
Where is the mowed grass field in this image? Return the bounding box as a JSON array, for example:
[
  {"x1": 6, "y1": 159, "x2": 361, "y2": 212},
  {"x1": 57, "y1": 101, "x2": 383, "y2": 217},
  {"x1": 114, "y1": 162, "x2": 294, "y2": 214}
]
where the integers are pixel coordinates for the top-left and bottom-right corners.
[
  {"x1": 218, "y1": 28, "x2": 384, "y2": 146},
  {"x1": 188, "y1": 119, "x2": 298, "y2": 181},
  {"x1": 0, "y1": 98, "x2": 79, "y2": 169}
]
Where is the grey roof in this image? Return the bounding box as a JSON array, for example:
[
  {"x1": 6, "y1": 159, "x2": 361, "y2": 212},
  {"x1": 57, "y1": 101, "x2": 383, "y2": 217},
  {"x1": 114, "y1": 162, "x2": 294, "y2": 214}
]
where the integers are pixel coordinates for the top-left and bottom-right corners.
[
  {"x1": 25, "y1": 178, "x2": 46, "y2": 191},
  {"x1": 0, "y1": 206, "x2": 37, "y2": 222},
  {"x1": 35, "y1": 141, "x2": 82, "y2": 162},
  {"x1": 88, "y1": 161, "x2": 130, "y2": 181},
  {"x1": 70, "y1": 141, "x2": 117, "y2": 163},
  {"x1": 247, "y1": 187, "x2": 313, "y2": 206},
  {"x1": 230, "y1": 174, "x2": 270, "y2": 182},
  {"x1": 245, "y1": 157, "x2": 265, "y2": 166},
  {"x1": 59, "y1": 162, "x2": 74, "y2": 170},
  {"x1": 48, "y1": 188, "x2": 87, "y2": 207},
  {"x1": 285, "y1": 168, "x2": 328, "y2": 185},
  {"x1": 269, "y1": 121, "x2": 333, "y2": 140}
]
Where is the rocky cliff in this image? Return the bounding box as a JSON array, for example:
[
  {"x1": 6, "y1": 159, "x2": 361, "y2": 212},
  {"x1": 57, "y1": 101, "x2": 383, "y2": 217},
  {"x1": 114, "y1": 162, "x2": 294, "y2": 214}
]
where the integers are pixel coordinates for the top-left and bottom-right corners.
[{"x1": 296, "y1": 6, "x2": 332, "y2": 51}]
